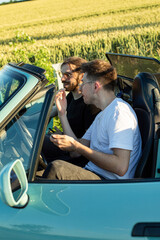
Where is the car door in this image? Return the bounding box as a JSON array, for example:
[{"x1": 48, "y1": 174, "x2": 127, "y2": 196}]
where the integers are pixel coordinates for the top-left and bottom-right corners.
[
  {"x1": 1, "y1": 173, "x2": 160, "y2": 240},
  {"x1": 29, "y1": 179, "x2": 160, "y2": 240}
]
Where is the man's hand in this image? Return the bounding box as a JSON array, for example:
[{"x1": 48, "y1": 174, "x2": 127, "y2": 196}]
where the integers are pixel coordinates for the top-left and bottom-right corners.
[
  {"x1": 50, "y1": 134, "x2": 77, "y2": 152},
  {"x1": 55, "y1": 89, "x2": 67, "y2": 117}
]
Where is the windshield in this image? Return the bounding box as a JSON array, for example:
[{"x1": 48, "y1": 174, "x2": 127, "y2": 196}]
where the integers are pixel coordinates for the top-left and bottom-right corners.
[
  {"x1": 0, "y1": 90, "x2": 47, "y2": 173},
  {"x1": 106, "y1": 53, "x2": 160, "y2": 80},
  {"x1": 0, "y1": 69, "x2": 25, "y2": 109}
]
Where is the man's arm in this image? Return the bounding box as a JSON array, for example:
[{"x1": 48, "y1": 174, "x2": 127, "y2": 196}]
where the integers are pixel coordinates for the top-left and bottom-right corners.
[
  {"x1": 59, "y1": 113, "x2": 78, "y2": 139},
  {"x1": 50, "y1": 105, "x2": 58, "y2": 118},
  {"x1": 76, "y1": 143, "x2": 130, "y2": 176},
  {"x1": 68, "y1": 138, "x2": 90, "y2": 158},
  {"x1": 55, "y1": 89, "x2": 79, "y2": 140},
  {"x1": 50, "y1": 134, "x2": 130, "y2": 176}
]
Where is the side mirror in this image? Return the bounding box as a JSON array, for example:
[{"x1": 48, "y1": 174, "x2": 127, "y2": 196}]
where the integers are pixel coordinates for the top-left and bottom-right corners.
[{"x1": 0, "y1": 159, "x2": 28, "y2": 208}]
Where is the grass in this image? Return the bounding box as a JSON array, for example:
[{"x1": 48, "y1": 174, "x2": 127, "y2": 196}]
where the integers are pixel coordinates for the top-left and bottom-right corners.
[{"x1": 0, "y1": 0, "x2": 160, "y2": 84}]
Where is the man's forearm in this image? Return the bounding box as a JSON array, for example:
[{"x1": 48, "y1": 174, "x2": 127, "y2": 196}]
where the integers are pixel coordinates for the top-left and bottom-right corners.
[
  {"x1": 50, "y1": 105, "x2": 58, "y2": 118},
  {"x1": 74, "y1": 140, "x2": 130, "y2": 176},
  {"x1": 50, "y1": 133, "x2": 130, "y2": 177}
]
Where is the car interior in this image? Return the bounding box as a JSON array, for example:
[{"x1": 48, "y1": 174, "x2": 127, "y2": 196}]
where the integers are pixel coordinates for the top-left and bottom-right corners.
[
  {"x1": 114, "y1": 71, "x2": 160, "y2": 179},
  {"x1": 34, "y1": 72, "x2": 160, "y2": 181},
  {"x1": 34, "y1": 55, "x2": 160, "y2": 181},
  {"x1": 1, "y1": 57, "x2": 160, "y2": 181}
]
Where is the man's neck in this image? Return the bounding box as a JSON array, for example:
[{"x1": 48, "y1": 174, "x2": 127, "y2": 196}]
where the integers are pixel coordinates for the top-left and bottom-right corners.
[
  {"x1": 72, "y1": 90, "x2": 82, "y2": 100},
  {"x1": 97, "y1": 91, "x2": 116, "y2": 110}
]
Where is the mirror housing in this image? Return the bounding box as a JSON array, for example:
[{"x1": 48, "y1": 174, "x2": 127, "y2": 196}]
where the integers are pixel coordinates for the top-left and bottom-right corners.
[{"x1": 0, "y1": 159, "x2": 28, "y2": 208}]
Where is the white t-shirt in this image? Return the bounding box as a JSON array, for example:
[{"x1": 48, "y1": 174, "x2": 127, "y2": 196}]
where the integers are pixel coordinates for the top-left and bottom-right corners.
[{"x1": 83, "y1": 98, "x2": 142, "y2": 179}]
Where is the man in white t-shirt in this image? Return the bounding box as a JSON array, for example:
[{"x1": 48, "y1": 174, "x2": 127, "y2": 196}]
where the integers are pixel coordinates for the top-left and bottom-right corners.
[{"x1": 43, "y1": 59, "x2": 142, "y2": 180}]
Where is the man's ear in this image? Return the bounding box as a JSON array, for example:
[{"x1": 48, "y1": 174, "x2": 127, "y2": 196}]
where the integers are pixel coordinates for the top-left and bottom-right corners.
[
  {"x1": 94, "y1": 81, "x2": 101, "y2": 92},
  {"x1": 79, "y1": 73, "x2": 84, "y2": 81}
]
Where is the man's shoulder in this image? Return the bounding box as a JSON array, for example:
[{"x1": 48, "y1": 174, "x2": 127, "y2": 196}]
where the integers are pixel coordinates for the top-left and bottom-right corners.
[{"x1": 111, "y1": 98, "x2": 133, "y2": 112}]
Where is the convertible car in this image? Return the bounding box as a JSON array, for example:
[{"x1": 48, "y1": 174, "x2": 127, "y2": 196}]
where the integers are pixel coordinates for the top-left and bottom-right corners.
[{"x1": 0, "y1": 53, "x2": 160, "y2": 240}]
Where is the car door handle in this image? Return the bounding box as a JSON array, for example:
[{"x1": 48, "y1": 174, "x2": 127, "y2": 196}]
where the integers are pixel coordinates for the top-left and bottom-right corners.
[{"x1": 132, "y1": 223, "x2": 160, "y2": 237}]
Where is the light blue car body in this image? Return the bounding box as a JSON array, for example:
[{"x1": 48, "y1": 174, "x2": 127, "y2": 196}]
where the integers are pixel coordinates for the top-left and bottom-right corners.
[
  {"x1": 0, "y1": 180, "x2": 160, "y2": 240},
  {"x1": 0, "y1": 55, "x2": 160, "y2": 240}
]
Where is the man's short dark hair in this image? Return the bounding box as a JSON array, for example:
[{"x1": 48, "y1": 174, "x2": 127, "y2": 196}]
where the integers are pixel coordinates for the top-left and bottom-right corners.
[
  {"x1": 61, "y1": 57, "x2": 87, "y2": 72},
  {"x1": 81, "y1": 59, "x2": 117, "y2": 91}
]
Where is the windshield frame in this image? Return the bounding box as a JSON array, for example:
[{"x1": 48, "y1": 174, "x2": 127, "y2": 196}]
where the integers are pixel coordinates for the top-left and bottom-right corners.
[{"x1": 0, "y1": 68, "x2": 26, "y2": 110}]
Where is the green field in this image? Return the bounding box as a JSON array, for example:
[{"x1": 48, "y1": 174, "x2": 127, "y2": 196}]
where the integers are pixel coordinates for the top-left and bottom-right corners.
[{"x1": 0, "y1": 0, "x2": 160, "y2": 83}]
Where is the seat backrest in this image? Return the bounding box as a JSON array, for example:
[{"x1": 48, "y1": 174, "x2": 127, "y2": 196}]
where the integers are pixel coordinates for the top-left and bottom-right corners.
[{"x1": 133, "y1": 72, "x2": 160, "y2": 178}]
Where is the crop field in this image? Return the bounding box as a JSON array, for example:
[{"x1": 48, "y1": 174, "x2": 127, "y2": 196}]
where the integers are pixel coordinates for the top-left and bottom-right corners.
[{"x1": 0, "y1": 0, "x2": 160, "y2": 83}]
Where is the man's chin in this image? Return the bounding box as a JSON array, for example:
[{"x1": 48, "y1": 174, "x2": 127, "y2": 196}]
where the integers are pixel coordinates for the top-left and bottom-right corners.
[{"x1": 63, "y1": 85, "x2": 70, "y2": 91}]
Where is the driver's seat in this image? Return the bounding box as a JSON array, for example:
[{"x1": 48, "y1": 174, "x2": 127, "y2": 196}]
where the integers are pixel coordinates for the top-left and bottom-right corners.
[{"x1": 132, "y1": 72, "x2": 160, "y2": 178}]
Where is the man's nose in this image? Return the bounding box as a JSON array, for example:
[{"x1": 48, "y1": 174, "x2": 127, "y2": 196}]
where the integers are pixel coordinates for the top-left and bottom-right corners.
[{"x1": 61, "y1": 76, "x2": 66, "y2": 82}]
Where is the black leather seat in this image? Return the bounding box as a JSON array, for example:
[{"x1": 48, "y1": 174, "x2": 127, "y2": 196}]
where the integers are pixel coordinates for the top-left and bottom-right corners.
[{"x1": 132, "y1": 72, "x2": 160, "y2": 178}]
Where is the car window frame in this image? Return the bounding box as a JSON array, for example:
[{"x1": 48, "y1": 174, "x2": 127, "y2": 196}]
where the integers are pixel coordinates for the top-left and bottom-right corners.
[
  {"x1": 0, "y1": 68, "x2": 26, "y2": 110},
  {"x1": 28, "y1": 85, "x2": 56, "y2": 181}
]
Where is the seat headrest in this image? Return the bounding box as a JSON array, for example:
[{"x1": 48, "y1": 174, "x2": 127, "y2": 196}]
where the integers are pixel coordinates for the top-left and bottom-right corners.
[{"x1": 133, "y1": 72, "x2": 159, "y2": 113}]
